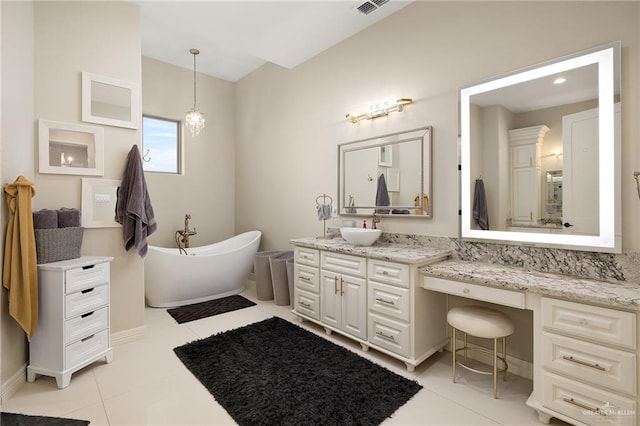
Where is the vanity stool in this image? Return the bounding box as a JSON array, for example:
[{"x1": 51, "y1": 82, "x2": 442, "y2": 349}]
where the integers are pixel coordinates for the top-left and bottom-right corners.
[{"x1": 447, "y1": 305, "x2": 515, "y2": 398}]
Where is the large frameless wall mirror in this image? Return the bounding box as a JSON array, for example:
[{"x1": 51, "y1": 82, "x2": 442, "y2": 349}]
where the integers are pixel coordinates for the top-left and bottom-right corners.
[
  {"x1": 338, "y1": 126, "x2": 432, "y2": 218},
  {"x1": 460, "y1": 42, "x2": 621, "y2": 252}
]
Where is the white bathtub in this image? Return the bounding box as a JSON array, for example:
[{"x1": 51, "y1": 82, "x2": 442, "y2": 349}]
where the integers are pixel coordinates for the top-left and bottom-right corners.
[{"x1": 144, "y1": 230, "x2": 261, "y2": 308}]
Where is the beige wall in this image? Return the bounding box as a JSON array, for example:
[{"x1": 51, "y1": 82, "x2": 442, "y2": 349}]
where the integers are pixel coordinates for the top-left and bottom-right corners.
[
  {"x1": 235, "y1": 1, "x2": 640, "y2": 252},
  {"x1": 142, "y1": 57, "x2": 236, "y2": 248}
]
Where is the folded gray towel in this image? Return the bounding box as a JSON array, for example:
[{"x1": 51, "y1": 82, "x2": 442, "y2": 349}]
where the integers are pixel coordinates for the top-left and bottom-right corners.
[
  {"x1": 58, "y1": 207, "x2": 81, "y2": 228},
  {"x1": 32, "y1": 209, "x2": 58, "y2": 229}
]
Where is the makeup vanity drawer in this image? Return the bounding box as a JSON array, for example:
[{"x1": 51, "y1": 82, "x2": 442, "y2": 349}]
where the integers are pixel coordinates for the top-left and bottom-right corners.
[
  {"x1": 295, "y1": 247, "x2": 319, "y2": 267},
  {"x1": 542, "y1": 298, "x2": 636, "y2": 350},
  {"x1": 294, "y1": 289, "x2": 319, "y2": 320},
  {"x1": 423, "y1": 276, "x2": 525, "y2": 309},
  {"x1": 542, "y1": 332, "x2": 636, "y2": 396},
  {"x1": 542, "y1": 372, "x2": 636, "y2": 426}
]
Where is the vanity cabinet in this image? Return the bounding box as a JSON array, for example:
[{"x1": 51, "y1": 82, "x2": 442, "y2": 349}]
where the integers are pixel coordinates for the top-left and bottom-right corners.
[
  {"x1": 539, "y1": 297, "x2": 637, "y2": 425},
  {"x1": 27, "y1": 256, "x2": 113, "y2": 389},
  {"x1": 509, "y1": 126, "x2": 549, "y2": 225},
  {"x1": 292, "y1": 245, "x2": 448, "y2": 371}
]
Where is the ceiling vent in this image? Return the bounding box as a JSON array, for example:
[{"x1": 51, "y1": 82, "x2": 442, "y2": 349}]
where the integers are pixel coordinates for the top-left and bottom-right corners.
[{"x1": 356, "y1": 0, "x2": 390, "y2": 15}]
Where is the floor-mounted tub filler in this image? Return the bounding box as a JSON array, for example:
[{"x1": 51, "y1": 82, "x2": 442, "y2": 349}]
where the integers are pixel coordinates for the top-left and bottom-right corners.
[{"x1": 144, "y1": 230, "x2": 262, "y2": 308}]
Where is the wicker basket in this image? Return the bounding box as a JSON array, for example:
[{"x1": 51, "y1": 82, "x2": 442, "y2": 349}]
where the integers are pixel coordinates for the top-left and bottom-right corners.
[{"x1": 34, "y1": 227, "x2": 84, "y2": 264}]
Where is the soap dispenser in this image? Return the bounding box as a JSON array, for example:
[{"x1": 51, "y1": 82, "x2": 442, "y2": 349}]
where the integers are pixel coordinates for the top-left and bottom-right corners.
[{"x1": 363, "y1": 220, "x2": 367, "y2": 229}]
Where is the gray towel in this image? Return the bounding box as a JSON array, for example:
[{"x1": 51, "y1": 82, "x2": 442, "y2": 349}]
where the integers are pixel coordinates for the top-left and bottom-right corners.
[
  {"x1": 115, "y1": 145, "x2": 157, "y2": 257},
  {"x1": 57, "y1": 207, "x2": 81, "y2": 228},
  {"x1": 375, "y1": 173, "x2": 390, "y2": 214},
  {"x1": 473, "y1": 178, "x2": 489, "y2": 230},
  {"x1": 32, "y1": 209, "x2": 58, "y2": 229}
]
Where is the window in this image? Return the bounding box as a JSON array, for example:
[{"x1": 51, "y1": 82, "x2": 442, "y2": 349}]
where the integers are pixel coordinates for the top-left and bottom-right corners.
[{"x1": 142, "y1": 116, "x2": 181, "y2": 173}]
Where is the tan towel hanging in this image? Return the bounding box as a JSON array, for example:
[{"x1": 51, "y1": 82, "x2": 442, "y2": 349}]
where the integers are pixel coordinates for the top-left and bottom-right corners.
[{"x1": 3, "y1": 176, "x2": 38, "y2": 339}]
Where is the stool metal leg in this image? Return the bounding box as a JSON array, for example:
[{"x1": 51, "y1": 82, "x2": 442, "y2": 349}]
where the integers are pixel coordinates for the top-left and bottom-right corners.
[
  {"x1": 463, "y1": 332, "x2": 468, "y2": 362},
  {"x1": 503, "y1": 336, "x2": 507, "y2": 381},
  {"x1": 452, "y1": 326, "x2": 457, "y2": 383},
  {"x1": 493, "y1": 338, "x2": 498, "y2": 399}
]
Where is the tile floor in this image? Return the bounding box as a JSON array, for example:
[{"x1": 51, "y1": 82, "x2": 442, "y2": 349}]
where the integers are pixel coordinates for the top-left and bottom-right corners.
[{"x1": 2, "y1": 284, "x2": 569, "y2": 425}]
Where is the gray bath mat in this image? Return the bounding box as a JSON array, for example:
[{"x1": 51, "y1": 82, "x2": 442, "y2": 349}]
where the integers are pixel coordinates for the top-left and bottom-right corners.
[{"x1": 167, "y1": 295, "x2": 256, "y2": 324}]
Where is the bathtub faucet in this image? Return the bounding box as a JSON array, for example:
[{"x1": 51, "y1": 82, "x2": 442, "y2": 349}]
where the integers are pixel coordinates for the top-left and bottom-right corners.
[{"x1": 176, "y1": 214, "x2": 197, "y2": 251}]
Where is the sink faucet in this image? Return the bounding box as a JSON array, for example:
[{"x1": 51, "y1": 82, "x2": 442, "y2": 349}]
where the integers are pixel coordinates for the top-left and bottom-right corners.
[
  {"x1": 371, "y1": 214, "x2": 381, "y2": 230},
  {"x1": 176, "y1": 214, "x2": 197, "y2": 251}
]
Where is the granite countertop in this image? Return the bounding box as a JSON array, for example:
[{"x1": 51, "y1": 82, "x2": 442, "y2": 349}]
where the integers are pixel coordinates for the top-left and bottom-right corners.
[
  {"x1": 422, "y1": 259, "x2": 640, "y2": 310},
  {"x1": 290, "y1": 237, "x2": 452, "y2": 265}
]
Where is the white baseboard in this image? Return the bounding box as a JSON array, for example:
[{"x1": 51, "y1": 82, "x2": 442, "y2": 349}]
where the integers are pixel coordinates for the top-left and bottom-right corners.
[
  {"x1": 451, "y1": 338, "x2": 533, "y2": 381},
  {"x1": 1, "y1": 363, "x2": 26, "y2": 405},
  {"x1": 111, "y1": 325, "x2": 146, "y2": 346}
]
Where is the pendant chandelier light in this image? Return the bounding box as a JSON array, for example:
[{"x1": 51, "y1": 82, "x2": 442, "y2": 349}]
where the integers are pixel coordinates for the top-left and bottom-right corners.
[{"x1": 185, "y1": 48, "x2": 205, "y2": 137}]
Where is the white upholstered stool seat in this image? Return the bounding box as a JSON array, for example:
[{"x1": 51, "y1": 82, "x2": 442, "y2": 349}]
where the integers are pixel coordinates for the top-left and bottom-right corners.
[{"x1": 447, "y1": 305, "x2": 515, "y2": 399}]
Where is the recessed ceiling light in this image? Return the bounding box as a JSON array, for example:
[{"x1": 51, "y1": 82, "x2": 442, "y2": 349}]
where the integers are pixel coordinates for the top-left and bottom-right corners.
[{"x1": 553, "y1": 77, "x2": 567, "y2": 85}]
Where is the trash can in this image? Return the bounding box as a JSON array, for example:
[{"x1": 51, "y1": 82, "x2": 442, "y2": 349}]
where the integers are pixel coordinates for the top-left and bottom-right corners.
[
  {"x1": 269, "y1": 251, "x2": 294, "y2": 306},
  {"x1": 254, "y1": 251, "x2": 281, "y2": 301},
  {"x1": 286, "y1": 257, "x2": 294, "y2": 306}
]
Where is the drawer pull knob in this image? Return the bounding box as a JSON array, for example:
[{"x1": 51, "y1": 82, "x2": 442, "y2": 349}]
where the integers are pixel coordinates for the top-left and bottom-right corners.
[
  {"x1": 579, "y1": 318, "x2": 589, "y2": 327},
  {"x1": 375, "y1": 297, "x2": 395, "y2": 306},
  {"x1": 82, "y1": 265, "x2": 96, "y2": 270},
  {"x1": 81, "y1": 311, "x2": 94, "y2": 319},
  {"x1": 382, "y1": 270, "x2": 389, "y2": 276},
  {"x1": 81, "y1": 334, "x2": 95, "y2": 343},
  {"x1": 562, "y1": 398, "x2": 606, "y2": 416},
  {"x1": 81, "y1": 288, "x2": 95, "y2": 294},
  {"x1": 462, "y1": 288, "x2": 470, "y2": 294},
  {"x1": 299, "y1": 276, "x2": 311, "y2": 282},
  {"x1": 376, "y1": 331, "x2": 395, "y2": 341},
  {"x1": 299, "y1": 301, "x2": 311, "y2": 309},
  {"x1": 562, "y1": 355, "x2": 606, "y2": 371}
]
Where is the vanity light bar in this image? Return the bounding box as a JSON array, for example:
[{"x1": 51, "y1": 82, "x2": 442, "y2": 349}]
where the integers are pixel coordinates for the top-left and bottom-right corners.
[{"x1": 346, "y1": 98, "x2": 413, "y2": 123}]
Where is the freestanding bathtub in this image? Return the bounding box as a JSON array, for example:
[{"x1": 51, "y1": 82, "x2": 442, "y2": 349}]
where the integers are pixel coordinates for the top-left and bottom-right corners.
[{"x1": 144, "y1": 230, "x2": 261, "y2": 308}]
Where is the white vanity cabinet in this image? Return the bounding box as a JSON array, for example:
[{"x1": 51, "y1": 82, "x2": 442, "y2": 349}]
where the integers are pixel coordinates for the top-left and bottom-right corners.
[
  {"x1": 319, "y1": 252, "x2": 367, "y2": 340},
  {"x1": 27, "y1": 256, "x2": 113, "y2": 389},
  {"x1": 539, "y1": 297, "x2": 637, "y2": 426},
  {"x1": 292, "y1": 244, "x2": 449, "y2": 371}
]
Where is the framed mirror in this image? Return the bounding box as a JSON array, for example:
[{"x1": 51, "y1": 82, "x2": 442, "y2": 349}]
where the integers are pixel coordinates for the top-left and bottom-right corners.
[
  {"x1": 460, "y1": 42, "x2": 621, "y2": 252},
  {"x1": 82, "y1": 72, "x2": 139, "y2": 129},
  {"x1": 38, "y1": 119, "x2": 104, "y2": 176},
  {"x1": 338, "y1": 126, "x2": 432, "y2": 217}
]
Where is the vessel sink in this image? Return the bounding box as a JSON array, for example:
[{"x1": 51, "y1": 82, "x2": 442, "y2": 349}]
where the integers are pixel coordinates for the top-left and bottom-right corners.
[{"x1": 340, "y1": 228, "x2": 382, "y2": 246}]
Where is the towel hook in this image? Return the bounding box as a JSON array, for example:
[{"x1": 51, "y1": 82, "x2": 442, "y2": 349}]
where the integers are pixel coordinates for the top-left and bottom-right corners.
[{"x1": 142, "y1": 149, "x2": 151, "y2": 162}]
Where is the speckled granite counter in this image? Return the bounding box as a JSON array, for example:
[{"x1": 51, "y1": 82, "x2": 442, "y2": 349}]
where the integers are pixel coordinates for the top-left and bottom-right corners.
[
  {"x1": 422, "y1": 259, "x2": 640, "y2": 310},
  {"x1": 289, "y1": 237, "x2": 452, "y2": 265}
]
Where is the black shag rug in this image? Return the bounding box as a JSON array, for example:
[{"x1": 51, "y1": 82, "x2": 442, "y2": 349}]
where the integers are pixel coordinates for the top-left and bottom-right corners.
[
  {"x1": 167, "y1": 295, "x2": 256, "y2": 324},
  {"x1": 174, "y1": 317, "x2": 422, "y2": 426},
  {"x1": 1, "y1": 412, "x2": 89, "y2": 426}
]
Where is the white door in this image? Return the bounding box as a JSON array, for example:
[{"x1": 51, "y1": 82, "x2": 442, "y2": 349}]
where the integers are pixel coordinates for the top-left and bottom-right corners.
[
  {"x1": 562, "y1": 104, "x2": 620, "y2": 235},
  {"x1": 341, "y1": 275, "x2": 367, "y2": 339},
  {"x1": 319, "y1": 271, "x2": 340, "y2": 329}
]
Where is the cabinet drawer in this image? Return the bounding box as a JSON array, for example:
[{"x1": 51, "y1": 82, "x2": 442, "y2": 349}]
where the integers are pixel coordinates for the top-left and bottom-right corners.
[
  {"x1": 294, "y1": 264, "x2": 319, "y2": 293},
  {"x1": 65, "y1": 284, "x2": 109, "y2": 319},
  {"x1": 368, "y1": 260, "x2": 409, "y2": 288},
  {"x1": 66, "y1": 262, "x2": 109, "y2": 294},
  {"x1": 295, "y1": 247, "x2": 319, "y2": 267},
  {"x1": 65, "y1": 329, "x2": 109, "y2": 370},
  {"x1": 542, "y1": 372, "x2": 636, "y2": 426},
  {"x1": 423, "y1": 276, "x2": 525, "y2": 309},
  {"x1": 294, "y1": 288, "x2": 319, "y2": 320},
  {"x1": 368, "y1": 312, "x2": 410, "y2": 357},
  {"x1": 368, "y1": 281, "x2": 409, "y2": 322},
  {"x1": 542, "y1": 298, "x2": 636, "y2": 350},
  {"x1": 542, "y1": 332, "x2": 636, "y2": 396},
  {"x1": 65, "y1": 307, "x2": 108, "y2": 345},
  {"x1": 321, "y1": 252, "x2": 366, "y2": 278}
]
